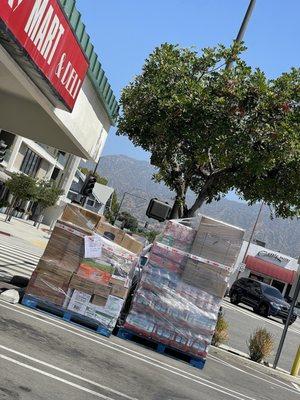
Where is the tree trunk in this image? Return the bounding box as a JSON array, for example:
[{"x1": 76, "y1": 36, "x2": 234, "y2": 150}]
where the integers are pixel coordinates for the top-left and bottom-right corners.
[
  {"x1": 169, "y1": 184, "x2": 187, "y2": 219},
  {"x1": 186, "y1": 176, "x2": 216, "y2": 217},
  {"x1": 5, "y1": 198, "x2": 17, "y2": 222}
]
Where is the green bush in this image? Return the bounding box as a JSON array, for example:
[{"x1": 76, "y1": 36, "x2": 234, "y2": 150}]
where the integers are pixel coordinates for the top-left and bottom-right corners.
[
  {"x1": 248, "y1": 328, "x2": 274, "y2": 363},
  {"x1": 212, "y1": 315, "x2": 229, "y2": 347}
]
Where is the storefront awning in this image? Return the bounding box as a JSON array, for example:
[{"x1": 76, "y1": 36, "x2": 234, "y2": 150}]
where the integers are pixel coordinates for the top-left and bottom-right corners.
[{"x1": 245, "y1": 255, "x2": 297, "y2": 284}]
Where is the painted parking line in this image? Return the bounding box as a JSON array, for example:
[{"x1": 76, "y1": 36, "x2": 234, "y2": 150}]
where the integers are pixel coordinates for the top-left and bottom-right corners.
[
  {"x1": 0, "y1": 353, "x2": 119, "y2": 400},
  {"x1": 0, "y1": 344, "x2": 138, "y2": 400},
  {"x1": 222, "y1": 302, "x2": 300, "y2": 335},
  {"x1": 0, "y1": 301, "x2": 258, "y2": 400},
  {"x1": 209, "y1": 353, "x2": 299, "y2": 395},
  {"x1": 291, "y1": 383, "x2": 300, "y2": 392}
]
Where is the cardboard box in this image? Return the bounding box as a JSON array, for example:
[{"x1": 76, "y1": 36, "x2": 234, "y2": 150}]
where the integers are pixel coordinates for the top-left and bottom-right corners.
[
  {"x1": 35, "y1": 259, "x2": 74, "y2": 280},
  {"x1": 96, "y1": 222, "x2": 125, "y2": 245},
  {"x1": 67, "y1": 290, "x2": 91, "y2": 315},
  {"x1": 120, "y1": 234, "x2": 143, "y2": 255},
  {"x1": 111, "y1": 284, "x2": 128, "y2": 299},
  {"x1": 85, "y1": 304, "x2": 117, "y2": 328},
  {"x1": 104, "y1": 295, "x2": 124, "y2": 317},
  {"x1": 91, "y1": 295, "x2": 108, "y2": 307},
  {"x1": 192, "y1": 216, "x2": 244, "y2": 267},
  {"x1": 93, "y1": 284, "x2": 111, "y2": 298},
  {"x1": 42, "y1": 221, "x2": 93, "y2": 272},
  {"x1": 77, "y1": 262, "x2": 112, "y2": 284},
  {"x1": 26, "y1": 270, "x2": 70, "y2": 306},
  {"x1": 61, "y1": 203, "x2": 105, "y2": 230},
  {"x1": 69, "y1": 274, "x2": 96, "y2": 295}
]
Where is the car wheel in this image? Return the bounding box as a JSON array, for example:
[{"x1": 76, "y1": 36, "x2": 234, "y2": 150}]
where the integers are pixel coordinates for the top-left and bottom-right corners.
[
  {"x1": 282, "y1": 318, "x2": 295, "y2": 326},
  {"x1": 230, "y1": 291, "x2": 239, "y2": 305},
  {"x1": 258, "y1": 303, "x2": 269, "y2": 317}
]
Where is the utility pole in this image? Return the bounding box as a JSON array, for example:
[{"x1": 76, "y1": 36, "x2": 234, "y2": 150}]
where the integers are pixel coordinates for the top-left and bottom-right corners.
[
  {"x1": 273, "y1": 267, "x2": 300, "y2": 369},
  {"x1": 226, "y1": 0, "x2": 257, "y2": 70}
]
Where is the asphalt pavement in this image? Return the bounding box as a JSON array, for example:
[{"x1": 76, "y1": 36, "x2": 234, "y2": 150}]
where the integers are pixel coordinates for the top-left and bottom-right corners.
[
  {"x1": 222, "y1": 297, "x2": 300, "y2": 372},
  {"x1": 0, "y1": 299, "x2": 299, "y2": 400}
]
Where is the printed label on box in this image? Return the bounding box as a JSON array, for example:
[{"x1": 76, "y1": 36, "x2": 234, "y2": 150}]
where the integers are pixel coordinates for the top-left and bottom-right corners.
[{"x1": 67, "y1": 290, "x2": 91, "y2": 315}]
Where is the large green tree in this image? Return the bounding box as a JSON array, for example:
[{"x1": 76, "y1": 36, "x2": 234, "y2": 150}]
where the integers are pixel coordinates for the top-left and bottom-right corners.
[{"x1": 118, "y1": 44, "x2": 300, "y2": 218}]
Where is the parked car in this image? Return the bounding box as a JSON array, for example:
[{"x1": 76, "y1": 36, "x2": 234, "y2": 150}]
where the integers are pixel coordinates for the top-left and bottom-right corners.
[{"x1": 229, "y1": 278, "x2": 297, "y2": 325}]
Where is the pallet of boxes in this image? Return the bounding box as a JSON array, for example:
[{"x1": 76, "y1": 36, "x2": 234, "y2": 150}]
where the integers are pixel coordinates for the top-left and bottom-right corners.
[
  {"x1": 118, "y1": 215, "x2": 244, "y2": 369},
  {"x1": 22, "y1": 204, "x2": 143, "y2": 337}
]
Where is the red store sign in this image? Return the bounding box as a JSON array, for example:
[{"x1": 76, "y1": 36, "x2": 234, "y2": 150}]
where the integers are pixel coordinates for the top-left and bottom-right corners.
[{"x1": 0, "y1": 0, "x2": 89, "y2": 110}]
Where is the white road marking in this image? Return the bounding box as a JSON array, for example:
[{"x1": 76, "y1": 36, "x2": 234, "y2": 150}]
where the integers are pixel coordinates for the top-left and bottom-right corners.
[
  {"x1": 0, "y1": 353, "x2": 119, "y2": 400},
  {"x1": 209, "y1": 353, "x2": 299, "y2": 394},
  {"x1": 0, "y1": 301, "x2": 258, "y2": 400},
  {"x1": 223, "y1": 302, "x2": 300, "y2": 335},
  {"x1": 0, "y1": 344, "x2": 137, "y2": 400},
  {"x1": 291, "y1": 383, "x2": 300, "y2": 392}
]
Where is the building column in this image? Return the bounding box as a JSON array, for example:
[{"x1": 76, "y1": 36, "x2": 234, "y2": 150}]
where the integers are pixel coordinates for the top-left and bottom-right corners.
[{"x1": 6, "y1": 136, "x2": 23, "y2": 171}]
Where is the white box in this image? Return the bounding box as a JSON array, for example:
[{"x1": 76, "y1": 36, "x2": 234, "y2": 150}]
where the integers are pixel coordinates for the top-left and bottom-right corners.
[{"x1": 67, "y1": 290, "x2": 91, "y2": 315}]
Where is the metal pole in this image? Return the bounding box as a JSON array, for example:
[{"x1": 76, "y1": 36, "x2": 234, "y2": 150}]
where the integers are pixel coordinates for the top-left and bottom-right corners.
[
  {"x1": 226, "y1": 0, "x2": 256, "y2": 70},
  {"x1": 273, "y1": 273, "x2": 300, "y2": 369},
  {"x1": 113, "y1": 192, "x2": 127, "y2": 225},
  {"x1": 236, "y1": 202, "x2": 264, "y2": 279}
]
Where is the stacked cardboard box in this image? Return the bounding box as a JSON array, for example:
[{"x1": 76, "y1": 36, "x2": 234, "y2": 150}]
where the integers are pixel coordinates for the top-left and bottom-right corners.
[
  {"x1": 123, "y1": 216, "x2": 244, "y2": 360},
  {"x1": 25, "y1": 204, "x2": 139, "y2": 334}
]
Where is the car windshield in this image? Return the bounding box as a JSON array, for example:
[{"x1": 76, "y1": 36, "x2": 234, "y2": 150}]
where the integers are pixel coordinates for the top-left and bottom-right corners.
[{"x1": 262, "y1": 285, "x2": 284, "y2": 300}]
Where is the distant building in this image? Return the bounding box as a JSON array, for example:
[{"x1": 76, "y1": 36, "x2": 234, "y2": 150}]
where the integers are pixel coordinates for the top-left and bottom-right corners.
[
  {"x1": 232, "y1": 241, "x2": 299, "y2": 303},
  {"x1": 0, "y1": 130, "x2": 80, "y2": 223},
  {"x1": 68, "y1": 170, "x2": 114, "y2": 215}
]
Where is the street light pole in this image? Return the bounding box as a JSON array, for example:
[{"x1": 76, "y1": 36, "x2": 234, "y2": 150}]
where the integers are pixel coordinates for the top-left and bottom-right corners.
[
  {"x1": 273, "y1": 270, "x2": 300, "y2": 369},
  {"x1": 226, "y1": 0, "x2": 257, "y2": 70},
  {"x1": 236, "y1": 202, "x2": 264, "y2": 280}
]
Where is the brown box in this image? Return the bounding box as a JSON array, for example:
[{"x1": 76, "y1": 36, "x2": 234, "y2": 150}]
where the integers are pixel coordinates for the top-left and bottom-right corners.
[
  {"x1": 94, "y1": 284, "x2": 111, "y2": 298},
  {"x1": 42, "y1": 221, "x2": 93, "y2": 273},
  {"x1": 69, "y1": 274, "x2": 96, "y2": 295},
  {"x1": 96, "y1": 222, "x2": 125, "y2": 245},
  {"x1": 61, "y1": 203, "x2": 105, "y2": 230},
  {"x1": 26, "y1": 270, "x2": 71, "y2": 306},
  {"x1": 120, "y1": 234, "x2": 143, "y2": 255},
  {"x1": 91, "y1": 295, "x2": 108, "y2": 307},
  {"x1": 192, "y1": 216, "x2": 244, "y2": 267},
  {"x1": 111, "y1": 284, "x2": 128, "y2": 299},
  {"x1": 35, "y1": 259, "x2": 74, "y2": 280},
  {"x1": 182, "y1": 258, "x2": 228, "y2": 297}
]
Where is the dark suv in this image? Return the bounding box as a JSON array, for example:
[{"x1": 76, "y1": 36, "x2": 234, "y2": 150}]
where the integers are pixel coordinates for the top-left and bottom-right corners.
[{"x1": 229, "y1": 278, "x2": 297, "y2": 325}]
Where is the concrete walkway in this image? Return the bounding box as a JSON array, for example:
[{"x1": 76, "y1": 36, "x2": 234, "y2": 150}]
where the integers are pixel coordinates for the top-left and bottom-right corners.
[{"x1": 0, "y1": 213, "x2": 50, "y2": 250}]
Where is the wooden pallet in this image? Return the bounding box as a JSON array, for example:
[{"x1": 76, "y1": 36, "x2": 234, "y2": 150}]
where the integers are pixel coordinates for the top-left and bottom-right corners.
[
  {"x1": 22, "y1": 294, "x2": 111, "y2": 337},
  {"x1": 116, "y1": 327, "x2": 206, "y2": 369}
]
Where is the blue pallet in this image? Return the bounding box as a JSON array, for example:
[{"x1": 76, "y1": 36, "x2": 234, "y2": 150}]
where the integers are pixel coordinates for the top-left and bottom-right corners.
[
  {"x1": 22, "y1": 294, "x2": 111, "y2": 337},
  {"x1": 116, "y1": 328, "x2": 206, "y2": 370}
]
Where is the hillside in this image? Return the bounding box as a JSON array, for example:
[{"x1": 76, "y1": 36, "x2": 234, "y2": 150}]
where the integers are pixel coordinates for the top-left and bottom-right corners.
[{"x1": 82, "y1": 155, "x2": 300, "y2": 258}]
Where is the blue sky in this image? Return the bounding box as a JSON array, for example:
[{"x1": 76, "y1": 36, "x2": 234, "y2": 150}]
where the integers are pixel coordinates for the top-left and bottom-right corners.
[{"x1": 77, "y1": 0, "x2": 300, "y2": 162}]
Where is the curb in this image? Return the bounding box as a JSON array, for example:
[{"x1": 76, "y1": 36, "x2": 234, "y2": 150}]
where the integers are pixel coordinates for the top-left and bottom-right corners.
[{"x1": 213, "y1": 344, "x2": 300, "y2": 384}]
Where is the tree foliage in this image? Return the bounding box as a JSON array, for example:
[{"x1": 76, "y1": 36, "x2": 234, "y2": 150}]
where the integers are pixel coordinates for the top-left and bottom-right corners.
[
  {"x1": 35, "y1": 181, "x2": 63, "y2": 211},
  {"x1": 5, "y1": 173, "x2": 37, "y2": 202},
  {"x1": 104, "y1": 191, "x2": 119, "y2": 223},
  {"x1": 118, "y1": 211, "x2": 139, "y2": 231},
  {"x1": 118, "y1": 43, "x2": 300, "y2": 218}
]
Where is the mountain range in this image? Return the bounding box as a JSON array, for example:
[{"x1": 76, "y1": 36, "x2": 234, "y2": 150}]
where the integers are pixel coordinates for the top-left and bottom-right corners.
[{"x1": 82, "y1": 155, "x2": 300, "y2": 259}]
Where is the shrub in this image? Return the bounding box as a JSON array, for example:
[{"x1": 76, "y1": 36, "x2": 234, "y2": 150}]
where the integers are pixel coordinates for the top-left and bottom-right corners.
[
  {"x1": 212, "y1": 315, "x2": 229, "y2": 347},
  {"x1": 248, "y1": 328, "x2": 274, "y2": 363}
]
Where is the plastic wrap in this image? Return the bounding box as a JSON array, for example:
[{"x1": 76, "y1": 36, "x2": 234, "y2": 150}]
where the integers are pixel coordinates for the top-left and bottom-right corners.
[
  {"x1": 123, "y1": 216, "x2": 244, "y2": 359},
  {"x1": 26, "y1": 213, "x2": 138, "y2": 333}
]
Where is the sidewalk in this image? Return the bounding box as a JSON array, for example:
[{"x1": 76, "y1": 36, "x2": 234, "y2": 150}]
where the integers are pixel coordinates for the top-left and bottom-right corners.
[{"x1": 0, "y1": 213, "x2": 50, "y2": 250}]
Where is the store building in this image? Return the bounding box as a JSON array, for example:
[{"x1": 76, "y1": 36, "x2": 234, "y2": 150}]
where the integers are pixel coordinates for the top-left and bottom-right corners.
[
  {"x1": 0, "y1": 0, "x2": 118, "y2": 223},
  {"x1": 232, "y1": 241, "x2": 299, "y2": 303}
]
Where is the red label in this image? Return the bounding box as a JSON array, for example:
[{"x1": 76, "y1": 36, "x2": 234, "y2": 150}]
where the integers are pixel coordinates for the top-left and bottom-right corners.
[{"x1": 0, "y1": 0, "x2": 89, "y2": 110}]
